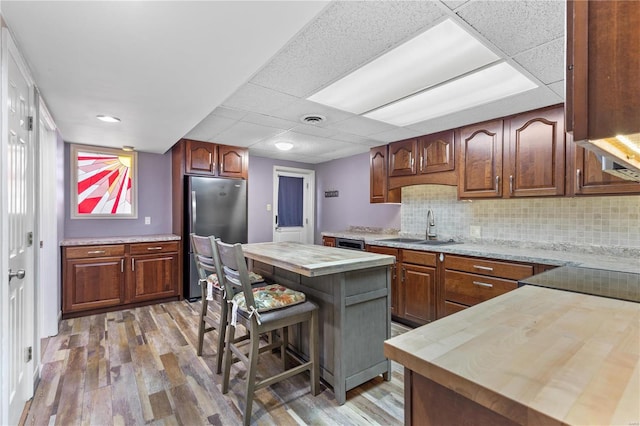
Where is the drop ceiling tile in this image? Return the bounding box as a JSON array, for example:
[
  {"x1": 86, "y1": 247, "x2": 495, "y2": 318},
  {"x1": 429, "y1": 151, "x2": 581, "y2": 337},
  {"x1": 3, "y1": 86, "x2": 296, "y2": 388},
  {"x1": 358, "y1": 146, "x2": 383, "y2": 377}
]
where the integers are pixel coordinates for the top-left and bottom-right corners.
[
  {"x1": 325, "y1": 115, "x2": 397, "y2": 137},
  {"x1": 514, "y1": 38, "x2": 565, "y2": 84},
  {"x1": 442, "y1": 1, "x2": 470, "y2": 11},
  {"x1": 184, "y1": 114, "x2": 237, "y2": 141},
  {"x1": 457, "y1": 1, "x2": 564, "y2": 56},
  {"x1": 241, "y1": 112, "x2": 298, "y2": 130},
  {"x1": 317, "y1": 143, "x2": 370, "y2": 161},
  {"x1": 211, "y1": 106, "x2": 247, "y2": 121},
  {"x1": 214, "y1": 121, "x2": 287, "y2": 147},
  {"x1": 272, "y1": 98, "x2": 355, "y2": 125},
  {"x1": 251, "y1": 1, "x2": 444, "y2": 97},
  {"x1": 331, "y1": 132, "x2": 380, "y2": 145},
  {"x1": 369, "y1": 127, "x2": 423, "y2": 143},
  {"x1": 548, "y1": 81, "x2": 565, "y2": 99},
  {"x1": 249, "y1": 148, "x2": 322, "y2": 164},
  {"x1": 290, "y1": 123, "x2": 340, "y2": 139},
  {"x1": 222, "y1": 83, "x2": 299, "y2": 115},
  {"x1": 252, "y1": 131, "x2": 349, "y2": 156}
]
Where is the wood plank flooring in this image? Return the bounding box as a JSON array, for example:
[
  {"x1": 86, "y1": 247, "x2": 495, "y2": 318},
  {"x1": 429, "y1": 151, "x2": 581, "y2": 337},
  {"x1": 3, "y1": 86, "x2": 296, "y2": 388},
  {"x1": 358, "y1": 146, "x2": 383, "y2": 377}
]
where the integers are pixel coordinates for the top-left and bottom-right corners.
[{"x1": 24, "y1": 300, "x2": 409, "y2": 425}]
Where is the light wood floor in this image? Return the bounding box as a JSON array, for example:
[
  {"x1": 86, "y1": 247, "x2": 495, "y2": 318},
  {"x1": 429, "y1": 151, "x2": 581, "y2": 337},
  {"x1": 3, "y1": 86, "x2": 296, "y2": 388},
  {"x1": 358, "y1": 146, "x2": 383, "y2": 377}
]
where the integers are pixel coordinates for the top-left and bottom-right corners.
[{"x1": 24, "y1": 300, "x2": 409, "y2": 425}]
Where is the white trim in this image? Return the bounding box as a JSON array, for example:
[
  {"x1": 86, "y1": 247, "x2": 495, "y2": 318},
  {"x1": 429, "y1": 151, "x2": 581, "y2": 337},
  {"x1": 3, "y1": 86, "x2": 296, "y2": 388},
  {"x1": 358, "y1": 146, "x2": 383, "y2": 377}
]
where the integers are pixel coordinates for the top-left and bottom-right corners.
[{"x1": 272, "y1": 166, "x2": 315, "y2": 244}]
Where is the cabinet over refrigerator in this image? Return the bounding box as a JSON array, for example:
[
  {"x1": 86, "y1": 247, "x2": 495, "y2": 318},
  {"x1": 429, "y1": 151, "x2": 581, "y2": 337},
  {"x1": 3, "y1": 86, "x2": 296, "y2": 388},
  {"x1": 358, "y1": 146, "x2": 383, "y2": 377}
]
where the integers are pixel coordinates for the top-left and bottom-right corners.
[{"x1": 184, "y1": 176, "x2": 247, "y2": 300}]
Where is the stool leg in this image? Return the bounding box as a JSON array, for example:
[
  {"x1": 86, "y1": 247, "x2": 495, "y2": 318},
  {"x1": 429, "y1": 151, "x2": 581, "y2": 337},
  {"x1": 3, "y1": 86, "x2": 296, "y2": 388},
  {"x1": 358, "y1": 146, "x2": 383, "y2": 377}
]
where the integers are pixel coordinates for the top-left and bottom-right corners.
[
  {"x1": 243, "y1": 323, "x2": 260, "y2": 426},
  {"x1": 310, "y1": 310, "x2": 319, "y2": 396},
  {"x1": 197, "y1": 296, "x2": 208, "y2": 356},
  {"x1": 222, "y1": 323, "x2": 236, "y2": 394},
  {"x1": 216, "y1": 299, "x2": 228, "y2": 374},
  {"x1": 281, "y1": 326, "x2": 289, "y2": 370}
]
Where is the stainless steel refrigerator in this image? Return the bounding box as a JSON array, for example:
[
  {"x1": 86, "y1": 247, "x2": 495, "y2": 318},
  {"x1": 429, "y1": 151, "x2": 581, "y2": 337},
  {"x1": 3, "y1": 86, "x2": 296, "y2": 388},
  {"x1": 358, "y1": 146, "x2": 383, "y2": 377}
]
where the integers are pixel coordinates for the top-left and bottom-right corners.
[{"x1": 184, "y1": 176, "x2": 247, "y2": 301}]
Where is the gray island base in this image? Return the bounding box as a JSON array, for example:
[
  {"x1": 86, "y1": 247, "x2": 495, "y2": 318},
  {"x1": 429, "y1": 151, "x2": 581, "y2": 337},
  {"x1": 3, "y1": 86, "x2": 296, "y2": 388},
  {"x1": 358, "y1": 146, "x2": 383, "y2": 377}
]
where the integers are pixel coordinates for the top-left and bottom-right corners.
[{"x1": 241, "y1": 242, "x2": 395, "y2": 404}]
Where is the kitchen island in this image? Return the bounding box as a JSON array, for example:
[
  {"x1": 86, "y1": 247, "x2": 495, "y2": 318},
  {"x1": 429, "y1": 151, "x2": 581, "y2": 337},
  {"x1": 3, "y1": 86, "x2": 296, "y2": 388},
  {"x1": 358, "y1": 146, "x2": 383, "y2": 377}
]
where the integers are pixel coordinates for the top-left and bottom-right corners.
[
  {"x1": 384, "y1": 284, "x2": 640, "y2": 425},
  {"x1": 241, "y1": 242, "x2": 395, "y2": 404}
]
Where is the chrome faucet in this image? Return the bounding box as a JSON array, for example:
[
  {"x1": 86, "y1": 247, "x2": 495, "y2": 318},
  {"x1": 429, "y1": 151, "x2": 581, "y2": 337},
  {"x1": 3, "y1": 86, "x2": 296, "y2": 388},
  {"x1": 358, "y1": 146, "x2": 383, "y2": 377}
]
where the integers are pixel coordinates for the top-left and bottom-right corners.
[{"x1": 426, "y1": 209, "x2": 436, "y2": 240}]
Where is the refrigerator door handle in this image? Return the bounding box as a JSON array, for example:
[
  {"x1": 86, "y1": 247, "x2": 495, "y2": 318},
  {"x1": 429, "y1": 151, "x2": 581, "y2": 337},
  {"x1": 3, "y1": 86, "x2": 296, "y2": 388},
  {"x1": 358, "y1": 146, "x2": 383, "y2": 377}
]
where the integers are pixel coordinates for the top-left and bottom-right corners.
[{"x1": 191, "y1": 190, "x2": 197, "y2": 234}]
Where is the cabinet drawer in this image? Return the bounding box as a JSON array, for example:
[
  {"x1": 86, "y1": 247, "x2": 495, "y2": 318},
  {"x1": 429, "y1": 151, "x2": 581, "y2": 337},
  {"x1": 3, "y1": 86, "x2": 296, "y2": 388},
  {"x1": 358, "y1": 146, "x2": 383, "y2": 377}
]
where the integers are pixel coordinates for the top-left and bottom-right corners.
[
  {"x1": 444, "y1": 255, "x2": 533, "y2": 280},
  {"x1": 65, "y1": 245, "x2": 125, "y2": 259},
  {"x1": 129, "y1": 241, "x2": 179, "y2": 255},
  {"x1": 444, "y1": 270, "x2": 517, "y2": 306},
  {"x1": 443, "y1": 300, "x2": 468, "y2": 317},
  {"x1": 401, "y1": 250, "x2": 436, "y2": 267}
]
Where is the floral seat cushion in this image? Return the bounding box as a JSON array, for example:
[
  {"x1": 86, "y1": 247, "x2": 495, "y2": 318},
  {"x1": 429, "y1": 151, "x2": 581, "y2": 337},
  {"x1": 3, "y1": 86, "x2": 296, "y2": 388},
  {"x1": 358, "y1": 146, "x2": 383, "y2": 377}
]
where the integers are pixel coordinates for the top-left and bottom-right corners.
[
  {"x1": 232, "y1": 284, "x2": 306, "y2": 313},
  {"x1": 206, "y1": 271, "x2": 264, "y2": 290}
]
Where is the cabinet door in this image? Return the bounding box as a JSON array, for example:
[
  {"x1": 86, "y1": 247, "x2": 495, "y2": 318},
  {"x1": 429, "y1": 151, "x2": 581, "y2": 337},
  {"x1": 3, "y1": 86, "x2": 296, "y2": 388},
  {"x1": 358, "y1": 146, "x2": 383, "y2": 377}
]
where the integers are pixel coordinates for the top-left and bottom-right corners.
[
  {"x1": 389, "y1": 139, "x2": 418, "y2": 177},
  {"x1": 185, "y1": 139, "x2": 216, "y2": 175},
  {"x1": 401, "y1": 263, "x2": 436, "y2": 325},
  {"x1": 419, "y1": 130, "x2": 455, "y2": 174},
  {"x1": 370, "y1": 146, "x2": 401, "y2": 203},
  {"x1": 63, "y1": 257, "x2": 125, "y2": 313},
  {"x1": 571, "y1": 142, "x2": 640, "y2": 195},
  {"x1": 322, "y1": 236, "x2": 336, "y2": 247},
  {"x1": 218, "y1": 145, "x2": 248, "y2": 179},
  {"x1": 505, "y1": 106, "x2": 565, "y2": 197},
  {"x1": 127, "y1": 253, "x2": 179, "y2": 303},
  {"x1": 458, "y1": 120, "x2": 503, "y2": 198}
]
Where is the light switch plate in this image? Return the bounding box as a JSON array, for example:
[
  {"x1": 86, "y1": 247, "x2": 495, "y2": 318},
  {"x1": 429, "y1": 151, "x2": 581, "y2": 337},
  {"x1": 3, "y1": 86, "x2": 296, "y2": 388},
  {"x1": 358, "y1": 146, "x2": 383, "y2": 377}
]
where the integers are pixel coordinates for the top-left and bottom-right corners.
[
  {"x1": 470, "y1": 225, "x2": 481, "y2": 238},
  {"x1": 145, "y1": 216, "x2": 151, "y2": 225}
]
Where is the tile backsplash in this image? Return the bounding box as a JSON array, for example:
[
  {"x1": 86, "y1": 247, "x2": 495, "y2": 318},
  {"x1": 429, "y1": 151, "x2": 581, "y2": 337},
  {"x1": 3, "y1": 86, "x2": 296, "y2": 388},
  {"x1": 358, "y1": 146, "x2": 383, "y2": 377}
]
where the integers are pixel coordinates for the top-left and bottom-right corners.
[{"x1": 401, "y1": 185, "x2": 640, "y2": 249}]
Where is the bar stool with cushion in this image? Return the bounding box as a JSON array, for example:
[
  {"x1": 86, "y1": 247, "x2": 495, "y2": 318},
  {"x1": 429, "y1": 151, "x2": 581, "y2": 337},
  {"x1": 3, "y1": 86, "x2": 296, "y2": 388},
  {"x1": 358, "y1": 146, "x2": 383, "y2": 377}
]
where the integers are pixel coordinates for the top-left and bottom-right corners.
[
  {"x1": 190, "y1": 233, "x2": 263, "y2": 374},
  {"x1": 211, "y1": 238, "x2": 319, "y2": 426}
]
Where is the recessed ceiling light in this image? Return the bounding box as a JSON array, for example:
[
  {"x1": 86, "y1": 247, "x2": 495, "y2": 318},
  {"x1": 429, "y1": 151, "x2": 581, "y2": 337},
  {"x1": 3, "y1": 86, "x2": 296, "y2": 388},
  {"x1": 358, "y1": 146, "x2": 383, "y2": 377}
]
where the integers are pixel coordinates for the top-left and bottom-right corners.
[
  {"x1": 275, "y1": 141, "x2": 294, "y2": 151},
  {"x1": 96, "y1": 115, "x2": 121, "y2": 123},
  {"x1": 308, "y1": 19, "x2": 500, "y2": 115},
  {"x1": 364, "y1": 62, "x2": 537, "y2": 126}
]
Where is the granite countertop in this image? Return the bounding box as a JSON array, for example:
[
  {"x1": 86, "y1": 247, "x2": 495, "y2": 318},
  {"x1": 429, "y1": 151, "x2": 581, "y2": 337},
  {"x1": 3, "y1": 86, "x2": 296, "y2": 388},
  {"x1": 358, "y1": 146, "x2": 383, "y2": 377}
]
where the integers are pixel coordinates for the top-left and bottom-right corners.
[
  {"x1": 322, "y1": 230, "x2": 640, "y2": 274},
  {"x1": 384, "y1": 285, "x2": 640, "y2": 425},
  {"x1": 60, "y1": 234, "x2": 181, "y2": 246},
  {"x1": 242, "y1": 241, "x2": 394, "y2": 277}
]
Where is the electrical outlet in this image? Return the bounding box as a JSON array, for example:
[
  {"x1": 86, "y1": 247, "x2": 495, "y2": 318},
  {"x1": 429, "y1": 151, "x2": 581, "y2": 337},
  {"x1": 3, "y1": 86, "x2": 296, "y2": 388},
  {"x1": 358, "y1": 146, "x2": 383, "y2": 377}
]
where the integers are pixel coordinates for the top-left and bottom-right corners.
[
  {"x1": 266, "y1": 204, "x2": 272, "y2": 211},
  {"x1": 470, "y1": 226, "x2": 481, "y2": 238},
  {"x1": 145, "y1": 216, "x2": 151, "y2": 225}
]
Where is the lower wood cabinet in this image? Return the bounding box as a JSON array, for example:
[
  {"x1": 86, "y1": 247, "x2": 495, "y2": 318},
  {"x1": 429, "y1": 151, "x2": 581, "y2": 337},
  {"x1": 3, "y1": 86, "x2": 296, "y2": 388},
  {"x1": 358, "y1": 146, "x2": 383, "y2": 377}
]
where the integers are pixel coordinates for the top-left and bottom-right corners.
[
  {"x1": 366, "y1": 245, "x2": 400, "y2": 316},
  {"x1": 399, "y1": 250, "x2": 437, "y2": 326},
  {"x1": 322, "y1": 236, "x2": 336, "y2": 247},
  {"x1": 63, "y1": 240, "x2": 180, "y2": 318}
]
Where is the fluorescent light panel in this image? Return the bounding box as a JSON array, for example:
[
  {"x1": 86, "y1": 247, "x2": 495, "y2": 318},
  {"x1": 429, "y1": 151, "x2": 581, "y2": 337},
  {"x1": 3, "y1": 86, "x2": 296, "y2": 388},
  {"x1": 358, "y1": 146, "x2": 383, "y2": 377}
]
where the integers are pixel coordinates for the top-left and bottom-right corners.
[
  {"x1": 308, "y1": 19, "x2": 500, "y2": 115},
  {"x1": 364, "y1": 62, "x2": 538, "y2": 126}
]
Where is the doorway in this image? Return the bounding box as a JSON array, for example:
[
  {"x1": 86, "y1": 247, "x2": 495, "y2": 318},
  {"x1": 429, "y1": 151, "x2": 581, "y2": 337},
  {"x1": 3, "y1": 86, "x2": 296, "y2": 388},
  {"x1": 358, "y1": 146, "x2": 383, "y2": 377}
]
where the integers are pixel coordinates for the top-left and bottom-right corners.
[{"x1": 272, "y1": 166, "x2": 315, "y2": 244}]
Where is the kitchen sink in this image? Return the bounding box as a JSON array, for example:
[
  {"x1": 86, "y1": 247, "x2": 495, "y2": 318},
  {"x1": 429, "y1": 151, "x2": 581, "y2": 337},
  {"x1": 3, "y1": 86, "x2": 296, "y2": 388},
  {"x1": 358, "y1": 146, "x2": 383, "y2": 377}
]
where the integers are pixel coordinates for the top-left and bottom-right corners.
[{"x1": 417, "y1": 239, "x2": 459, "y2": 246}]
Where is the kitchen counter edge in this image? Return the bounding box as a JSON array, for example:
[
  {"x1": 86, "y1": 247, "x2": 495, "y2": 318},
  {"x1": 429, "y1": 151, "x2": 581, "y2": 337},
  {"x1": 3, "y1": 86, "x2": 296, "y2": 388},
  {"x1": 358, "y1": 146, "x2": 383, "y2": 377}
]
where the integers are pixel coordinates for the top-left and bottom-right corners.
[{"x1": 60, "y1": 234, "x2": 181, "y2": 246}]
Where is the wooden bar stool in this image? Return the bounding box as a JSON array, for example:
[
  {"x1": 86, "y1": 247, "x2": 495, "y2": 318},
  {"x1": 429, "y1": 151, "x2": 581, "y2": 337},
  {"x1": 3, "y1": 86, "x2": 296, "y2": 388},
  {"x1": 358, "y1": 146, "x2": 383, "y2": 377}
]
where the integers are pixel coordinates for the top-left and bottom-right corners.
[{"x1": 211, "y1": 238, "x2": 319, "y2": 426}]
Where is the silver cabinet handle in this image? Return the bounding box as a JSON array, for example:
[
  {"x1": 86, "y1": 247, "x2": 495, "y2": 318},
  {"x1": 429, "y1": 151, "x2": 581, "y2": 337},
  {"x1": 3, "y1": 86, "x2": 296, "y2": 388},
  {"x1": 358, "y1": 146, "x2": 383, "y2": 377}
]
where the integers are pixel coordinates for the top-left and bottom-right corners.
[
  {"x1": 473, "y1": 281, "x2": 493, "y2": 288},
  {"x1": 146, "y1": 246, "x2": 163, "y2": 251},
  {"x1": 87, "y1": 250, "x2": 105, "y2": 255},
  {"x1": 473, "y1": 265, "x2": 493, "y2": 271},
  {"x1": 509, "y1": 175, "x2": 514, "y2": 194},
  {"x1": 121, "y1": 259, "x2": 124, "y2": 273},
  {"x1": 131, "y1": 258, "x2": 135, "y2": 271},
  {"x1": 8, "y1": 269, "x2": 25, "y2": 282},
  {"x1": 576, "y1": 169, "x2": 581, "y2": 192},
  {"x1": 495, "y1": 175, "x2": 500, "y2": 193}
]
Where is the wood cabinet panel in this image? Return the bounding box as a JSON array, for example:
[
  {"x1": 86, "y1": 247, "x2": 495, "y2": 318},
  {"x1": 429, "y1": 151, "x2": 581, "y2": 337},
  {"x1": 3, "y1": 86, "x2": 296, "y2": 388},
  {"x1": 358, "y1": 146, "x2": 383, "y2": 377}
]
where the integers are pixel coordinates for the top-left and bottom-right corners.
[
  {"x1": 444, "y1": 270, "x2": 517, "y2": 307},
  {"x1": 370, "y1": 146, "x2": 401, "y2": 203},
  {"x1": 63, "y1": 257, "x2": 124, "y2": 312},
  {"x1": 402, "y1": 250, "x2": 436, "y2": 267},
  {"x1": 457, "y1": 120, "x2": 503, "y2": 198},
  {"x1": 567, "y1": 0, "x2": 640, "y2": 141},
  {"x1": 129, "y1": 241, "x2": 179, "y2": 255},
  {"x1": 389, "y1": 139, "x2": 418, "y2": 177},
  {"x1": 401, "y1": 263, "x2": 437, "y2": 325},
  {"x1": 444, "y1": 255, "x2": 533, "y2": 281},
  {"x1": 505, "y1": 106, "x2": 565, "y2": 197},
  {"x1": 218, "y1": 145, "x2": 248, "y2": 179},
  {"x1": 419, "y1": 131, "x2": 455, "y2": 174},
  {"x1": 185, "y1": 139, "x2": 216, "y2": 175},
  {"x1": 128, "y1": 253, "x2": 179, "y2": 303},
  {"x1": 65, "y1": 245, "x2": 125, "y2": 259},
  {"x1": 443, "y1": 300, "x2": 467, "y2": 317},
  {"x1": 322, "y1": 236, "x2": 336, "y2": 247}
]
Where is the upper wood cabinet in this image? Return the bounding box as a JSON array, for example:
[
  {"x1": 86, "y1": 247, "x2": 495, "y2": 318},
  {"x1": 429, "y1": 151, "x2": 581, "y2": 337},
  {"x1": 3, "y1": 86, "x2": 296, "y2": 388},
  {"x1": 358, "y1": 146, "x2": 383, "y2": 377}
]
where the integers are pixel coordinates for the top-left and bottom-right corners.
[
  {"x1": 504, "y1": 106, "x2": 565, "y2": 197},
  {"x1": 182, "y1": 139, "x2": 248, "y2": 179},
  {"x1": 388, "y1": 139, "x2": 418, "y2": 177},
  {"x1": 567, "y1": 133, "x2": 640, "y2": 196},
  {"x1": 370, "y1": 145, "x2": 401, "y2": 203},
  {"x1": 457, "y1": 119, "x2": 504, "y2": 198},
  {"x1": 458, "y1": 105, "x2": 565, "y2": 199},
  {"x1": 419, "y1": 131, "x2": 455, "y2": 174},
  {"x1": 566, "y1": 0, "x2": 640, "y2": 141}
]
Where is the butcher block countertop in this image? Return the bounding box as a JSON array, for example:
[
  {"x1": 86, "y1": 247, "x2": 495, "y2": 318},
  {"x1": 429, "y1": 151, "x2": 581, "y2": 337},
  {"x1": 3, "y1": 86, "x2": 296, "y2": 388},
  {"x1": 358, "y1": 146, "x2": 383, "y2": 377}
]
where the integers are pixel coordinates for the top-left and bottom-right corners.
[
  {"x1": 384, "y1": 285, "x2": 640, "y2": 425},
  {"x1": 242, "y1": 241, "x2": 394, "y2": 277}
]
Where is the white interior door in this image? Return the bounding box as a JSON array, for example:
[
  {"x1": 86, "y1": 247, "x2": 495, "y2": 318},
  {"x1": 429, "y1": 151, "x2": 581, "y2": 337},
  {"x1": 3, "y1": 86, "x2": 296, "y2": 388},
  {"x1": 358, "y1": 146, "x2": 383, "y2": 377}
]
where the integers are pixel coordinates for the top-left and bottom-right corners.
[
  {"x1": 3, "y1": 29, "x2": 35, "y2": 426},
  {"x1": 273, "y1": 166, "x2": 315, "y2": 244}
]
